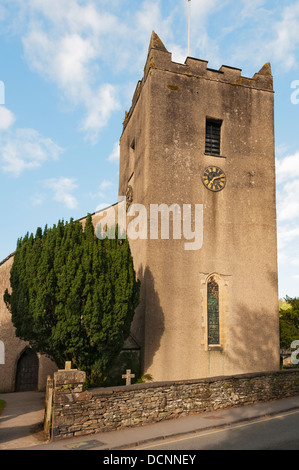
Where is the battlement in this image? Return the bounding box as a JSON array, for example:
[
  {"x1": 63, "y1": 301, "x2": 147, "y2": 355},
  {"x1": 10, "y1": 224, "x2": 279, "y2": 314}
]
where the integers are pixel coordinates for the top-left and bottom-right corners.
[{"x1": 122, "y1": 31, "x2": 273, "y2": 132}]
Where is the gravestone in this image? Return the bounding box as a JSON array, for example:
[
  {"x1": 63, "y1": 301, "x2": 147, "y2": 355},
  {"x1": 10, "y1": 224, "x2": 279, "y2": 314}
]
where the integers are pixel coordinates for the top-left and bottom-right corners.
[{"x1": 122, "y1": 369, "x2": 135, "y2": 385}]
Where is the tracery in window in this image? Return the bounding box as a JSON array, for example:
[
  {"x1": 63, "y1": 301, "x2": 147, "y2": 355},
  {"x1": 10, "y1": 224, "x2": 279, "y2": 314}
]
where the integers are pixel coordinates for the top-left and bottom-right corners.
[{"x1": 207, "y1": 277, "x2": 220, "y2": 345}]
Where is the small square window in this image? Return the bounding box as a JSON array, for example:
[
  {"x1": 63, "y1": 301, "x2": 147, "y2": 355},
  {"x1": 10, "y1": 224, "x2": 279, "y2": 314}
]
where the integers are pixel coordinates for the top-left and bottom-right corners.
[{"x1": 205, "y1": 119, "x2": 222, "y2": 156}]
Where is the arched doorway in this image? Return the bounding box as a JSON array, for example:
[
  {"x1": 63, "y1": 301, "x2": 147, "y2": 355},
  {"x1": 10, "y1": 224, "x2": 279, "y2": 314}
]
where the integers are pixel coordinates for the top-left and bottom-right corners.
[{"x1": 15, "y1": 349, "x2": 39, "y2": 392}]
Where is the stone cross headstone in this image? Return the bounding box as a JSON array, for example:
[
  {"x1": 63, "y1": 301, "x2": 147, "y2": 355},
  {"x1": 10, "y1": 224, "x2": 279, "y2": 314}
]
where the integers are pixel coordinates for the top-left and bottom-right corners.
[
  {"x1": 58, "y1": 361, "x2": 77, "y2": 372},
  {"x1": 122, "y1": 369, "x2": 135, "y2": 386}
]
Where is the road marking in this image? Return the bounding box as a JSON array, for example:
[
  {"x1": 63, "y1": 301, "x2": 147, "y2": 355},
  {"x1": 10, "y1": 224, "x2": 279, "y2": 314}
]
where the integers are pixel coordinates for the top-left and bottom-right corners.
[{"x1": 134, "y1": 409, "x2": 299, "y2": 450}]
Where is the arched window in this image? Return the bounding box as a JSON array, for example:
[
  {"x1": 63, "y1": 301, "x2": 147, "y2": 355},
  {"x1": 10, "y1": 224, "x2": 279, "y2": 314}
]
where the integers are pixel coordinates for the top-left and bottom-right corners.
[{"x1": 207, "y1": 277, "x2": 220, "y2": 345}]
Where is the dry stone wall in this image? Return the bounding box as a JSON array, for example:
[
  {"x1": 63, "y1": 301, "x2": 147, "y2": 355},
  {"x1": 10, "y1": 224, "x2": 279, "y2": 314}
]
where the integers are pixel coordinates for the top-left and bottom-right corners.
[{"x1": 51, "y1": 368, "x2": 299, "y2": 440}]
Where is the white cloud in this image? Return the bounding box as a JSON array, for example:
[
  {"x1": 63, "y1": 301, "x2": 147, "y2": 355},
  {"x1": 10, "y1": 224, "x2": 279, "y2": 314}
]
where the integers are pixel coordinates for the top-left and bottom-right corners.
[
  {"x1": 79, "y1": 84, "x2": 120, "y2": 144},
  {"x1": 89, "y1": 179, "x2": 114, "y2": 205},
  {"x1": 277, "y1": 249, "x2": 289, "y2": 266},
  {"x1": 22, "y1": 26, "x2": 121, "y2": 142},
  {"x1": 276, "y1": 150, "x2": 299, "y2": 287},
  {"x1": 240, "y1": 0, "x2": 267, "y2": 19},
  {"x1": 10, "y1": 0, "x2": 180, "y2": 142},
  {"x1": 186, "y1": 0, "x2": 228, "y2": 63},
  {"x1": 135, "y1": 0, "x2": 174, "y2": 42},
  {"x1": 276, "y1": 151, "x2": 299, "y2": 224},
  {"x1": 168, "y1": 43, "x2": 186, "y2": 64},
  {"x1": 275, "y1": 143, "x2": 289, "y2": 159},
  {"x1": 277, "y1": 178, "x2": 299, "y2": 222},
  {"x1": 108, "y1": 142, "x2": 120, "y2": 163},
  {"x1": 290, "y1": 258, "x2": 299, "y2": 267},
  {"x1": 23, "y1": 31, "x2": 97, "y2": 90},
  {"x1": 20, "y1": 1, "x2": 123, "y2": 143},
  {"x1": 0, "y1": 128, "x2": 63, "y2": 177},
  {"x1": 23, "y1": 26, "x2": 120, "y2": 142},
  {"x1": 27, "y1": 0, "x2": 103, "y2": 35},
  {"x1": 276, "y1": 152, "x2": 299, "y2": 184},
  {"x1": 278, "y1": 225, "x2": 299, "y2": 250},
  {"x1": 269, "y1": 2, "x2": 299, "y2": 70},
  {"x1": 56, "y1": 34, "x2": 97, "y2": 87},
  {"x1": 184, "y1": 1, "x2": 299, "y2": 74},
  {"x1": 99, "y1": 179, "x2": 113, "y2": 191},
  {"x1": 45, "y1": 177, "x2": 78, "y2": 209},
  {"x1": 0, "y1": 106, "x2": 16, "y2": 130}
]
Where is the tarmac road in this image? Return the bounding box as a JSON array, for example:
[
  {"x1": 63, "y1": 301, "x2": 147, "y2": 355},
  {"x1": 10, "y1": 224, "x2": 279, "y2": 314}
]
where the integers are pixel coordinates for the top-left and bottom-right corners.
[{"x1": 128, "y1": 408, "x2": 299, "y2": 450}]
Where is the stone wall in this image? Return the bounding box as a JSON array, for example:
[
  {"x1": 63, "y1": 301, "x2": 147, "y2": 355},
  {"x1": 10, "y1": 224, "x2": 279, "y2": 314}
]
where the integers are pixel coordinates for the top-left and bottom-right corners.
[
  {"x1": 51, "y1": 368, "x2": 299, "y2": 440},
  {"x1": 0, "y1": 254, "x2": 58, "y2": 392}
]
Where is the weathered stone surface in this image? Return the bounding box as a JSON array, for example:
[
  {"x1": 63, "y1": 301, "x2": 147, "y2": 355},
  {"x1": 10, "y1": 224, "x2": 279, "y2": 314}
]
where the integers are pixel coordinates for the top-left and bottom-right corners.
[
  {"x1": 0, "y1": 31, "x2": 279, "y2": 394},
  {"x1": 118, "y1": 30, "x2": 279, "y2": 384},
  {"x1": 54, "y1": 370, "x2": 86, "y2": 386},
  {"x1": 51, "y1": 369, "x2": 299, "y2": 440}
]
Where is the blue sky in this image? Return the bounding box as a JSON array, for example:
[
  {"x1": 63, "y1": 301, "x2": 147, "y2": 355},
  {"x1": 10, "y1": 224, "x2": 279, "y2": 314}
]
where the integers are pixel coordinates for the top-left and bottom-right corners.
[{"x1": 0, "y1": 0, "x2": 299, "y2": 299}]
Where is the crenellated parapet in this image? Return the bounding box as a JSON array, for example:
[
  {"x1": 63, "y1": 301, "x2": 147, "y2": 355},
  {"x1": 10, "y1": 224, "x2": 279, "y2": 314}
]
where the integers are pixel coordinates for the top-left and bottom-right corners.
[{"x1": 123, "y1": 31, "x2": 273, "y2": 132}]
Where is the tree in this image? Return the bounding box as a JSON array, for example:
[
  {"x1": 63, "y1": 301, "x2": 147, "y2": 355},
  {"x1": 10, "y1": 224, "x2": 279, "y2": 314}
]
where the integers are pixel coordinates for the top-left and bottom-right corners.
[
  {"x1": 279, "y1": 296, "x2": 299, "y2": 351},
  {"x1": 4, "y1": 214, "x2": 140, "y2": 386}
]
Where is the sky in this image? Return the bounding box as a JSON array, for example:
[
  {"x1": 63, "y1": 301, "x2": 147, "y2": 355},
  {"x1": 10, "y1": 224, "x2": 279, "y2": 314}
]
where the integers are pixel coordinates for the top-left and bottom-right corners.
[{"x1": 0, "y1": 0, "x2": 299, "y2": 299}]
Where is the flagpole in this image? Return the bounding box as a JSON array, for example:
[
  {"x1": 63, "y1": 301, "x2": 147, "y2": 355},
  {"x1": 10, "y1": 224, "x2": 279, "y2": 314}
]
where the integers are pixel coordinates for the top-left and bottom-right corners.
[{"x1": 188, "y1": 0, "x2": 191, "y2": 57}]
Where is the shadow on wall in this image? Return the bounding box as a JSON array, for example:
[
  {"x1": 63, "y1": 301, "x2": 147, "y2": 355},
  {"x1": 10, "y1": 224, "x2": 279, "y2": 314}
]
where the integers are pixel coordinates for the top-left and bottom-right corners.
[
  {"x1": 226, "y1": 302, "x2": 280, "y2": 373},
  {"x1": 268, "y1": 269, "x2": 279, "y2": 291},
  {"x1": 134, "y1": 265, "x2": 165, "y2": 377},
  {"x1": 96, "y1": 265, "x2": 165, "y2": 386}
]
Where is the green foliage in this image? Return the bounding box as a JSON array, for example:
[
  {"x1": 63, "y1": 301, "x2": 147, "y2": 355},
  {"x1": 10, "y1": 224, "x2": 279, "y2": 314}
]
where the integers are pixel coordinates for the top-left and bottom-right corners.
[
  {"x1": 135, "y1": 374, "x2": 153, "y2": 384},
  {"x1": 97, "y1": 350, "x2": 142, "y2": 387},
  {"x1": 4, "y1": 215, "x2": 140, "y2": 386},
  {"x1": 279, "y1": 296, "x2": 299, "y2": 350}
]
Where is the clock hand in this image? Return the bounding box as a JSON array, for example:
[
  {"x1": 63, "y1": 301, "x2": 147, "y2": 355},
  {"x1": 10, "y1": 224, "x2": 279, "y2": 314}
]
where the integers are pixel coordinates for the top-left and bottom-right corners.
[{"x1": 210, "y1": 175, "x2": 224, "y2": 184}]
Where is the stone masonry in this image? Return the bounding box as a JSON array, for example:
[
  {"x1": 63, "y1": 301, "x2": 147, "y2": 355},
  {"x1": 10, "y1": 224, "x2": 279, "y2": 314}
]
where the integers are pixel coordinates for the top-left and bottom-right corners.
[
  {"x1": 0, "y1": 31, "x2": 281, "y2": 392},
  {"x1": 51, "y1": 368, "x2": 299, "y2": 440}
]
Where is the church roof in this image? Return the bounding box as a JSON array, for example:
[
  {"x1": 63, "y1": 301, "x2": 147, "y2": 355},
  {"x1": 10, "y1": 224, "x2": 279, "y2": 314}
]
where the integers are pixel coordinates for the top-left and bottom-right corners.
[{"x1": 0, "y1": 252, "x2": 15, "y2": 267}]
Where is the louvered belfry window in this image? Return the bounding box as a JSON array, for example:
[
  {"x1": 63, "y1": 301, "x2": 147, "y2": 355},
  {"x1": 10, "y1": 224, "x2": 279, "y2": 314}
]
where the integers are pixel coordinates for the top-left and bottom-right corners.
[
  {"x1": 205, "y1": 119, "x2": 222, "y2": 155},
  {"x1": 207, "y1": 277, "x2": 220, "y2": 345}
]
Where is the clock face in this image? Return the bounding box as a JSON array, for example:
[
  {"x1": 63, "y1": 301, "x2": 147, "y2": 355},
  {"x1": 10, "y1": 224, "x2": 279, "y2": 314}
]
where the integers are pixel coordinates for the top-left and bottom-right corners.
[{"x1": 202, "y1": 166, "x2": 226, "y2": 192}]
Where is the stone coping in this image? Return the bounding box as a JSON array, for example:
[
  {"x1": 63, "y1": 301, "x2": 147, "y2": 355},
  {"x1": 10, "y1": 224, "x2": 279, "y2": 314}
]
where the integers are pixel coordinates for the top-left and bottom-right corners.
[{"x1": 88, "y1": 369, "x2": 298, "y2": 396}]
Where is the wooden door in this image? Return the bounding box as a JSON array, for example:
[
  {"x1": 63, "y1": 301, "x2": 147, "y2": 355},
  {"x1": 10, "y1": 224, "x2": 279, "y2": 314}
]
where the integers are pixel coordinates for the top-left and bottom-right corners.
[{"x1": 15, "y1": 350, "x2": 39, "y2": 392}]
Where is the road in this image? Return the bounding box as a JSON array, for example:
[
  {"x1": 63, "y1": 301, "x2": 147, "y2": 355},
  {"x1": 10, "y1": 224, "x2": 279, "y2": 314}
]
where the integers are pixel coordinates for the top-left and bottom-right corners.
[{"x1": 129, "y1": 409, "x2": 299, "y2": 450}]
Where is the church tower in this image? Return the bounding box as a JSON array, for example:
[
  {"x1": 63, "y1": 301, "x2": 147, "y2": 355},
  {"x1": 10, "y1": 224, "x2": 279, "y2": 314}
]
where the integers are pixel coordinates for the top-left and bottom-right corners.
[{"x1": 118, "y1": 32, "x2": 280, "y2": 381}]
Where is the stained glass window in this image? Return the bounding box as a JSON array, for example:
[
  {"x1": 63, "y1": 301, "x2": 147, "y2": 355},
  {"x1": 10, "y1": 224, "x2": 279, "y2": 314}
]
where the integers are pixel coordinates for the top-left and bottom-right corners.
[{"x1": 207, "y1": 277, "x2": 220, "y2": 344}]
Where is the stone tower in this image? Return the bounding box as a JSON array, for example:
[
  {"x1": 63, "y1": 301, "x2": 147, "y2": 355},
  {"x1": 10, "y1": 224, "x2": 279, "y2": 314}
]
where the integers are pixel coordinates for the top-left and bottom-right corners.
[{"x1": 118, "y1": 32, "x2": 280, "y2": 382}]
